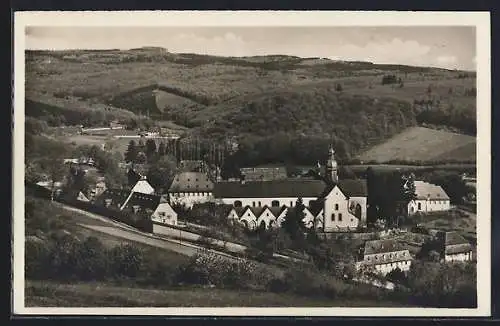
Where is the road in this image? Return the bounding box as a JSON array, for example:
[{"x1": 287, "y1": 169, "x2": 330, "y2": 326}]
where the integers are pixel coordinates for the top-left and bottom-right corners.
[
  {"x1": 58, "y1": 202, "x2": 303, "y2": 263},
  {"x1": 56, "y1": 203, "x2": 240, "y2": 260}
]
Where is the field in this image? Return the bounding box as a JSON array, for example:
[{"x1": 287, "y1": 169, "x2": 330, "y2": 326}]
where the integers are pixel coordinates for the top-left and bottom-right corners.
[
  {"x1": 358, "y1": 127, "x2": 476, "y2": 163},
  {"x1": 25, "y1": 280, "x2": 412, "y2": 307},
  {"x1": 26, "y1": 49, "x2": 476, "y2": 162}
]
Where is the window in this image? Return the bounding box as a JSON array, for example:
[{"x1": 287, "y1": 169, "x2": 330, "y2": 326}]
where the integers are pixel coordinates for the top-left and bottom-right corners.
[
  {"x1": 159, "y1": 212, "x2": 166, "y2": 217},
  {"x1": 258, "y1": 201, "x2": 261, "y2": 207},
  {"x1": 266, "y1": 213, "x2": 269, "y2": 216},
  {"x1": 272, "y1": 200, "x2": 280, "y2": 207},
  {"x1": 417, "y1": 202, "x2": 422, "y2": 210},
  {"x1": 234, "y1": 200, "x2": 242, "y2": 207},
  {"x1": 338, "y1": 213, "x2": 342, "y2": 221},
  {"x1": 187, "y1": 179, "x2": 190, "y2": 182},
  {"x1": 335, "y1": 204, "x2": 339, "y2": 210},
  {"x1": 290, "y1": 201, "x2": 293, "y2": 207},
  {"x1": 331, "y1": 213, "x2": 335, "y2": 221},
  {"x1": 252, "y1": 201, "x2": 256, "y2": 207},
  {"x1": 196, "y1": 178, "x2": 198, "y2": 182}
]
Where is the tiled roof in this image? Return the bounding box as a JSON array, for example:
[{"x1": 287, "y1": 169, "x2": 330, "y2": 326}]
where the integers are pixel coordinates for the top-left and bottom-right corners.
[
  {"x1": 240, "y1": 167, "x2": 288, "y2": 181},
  {"x1": 414, "y1": 181, "x2": 450, "y2": 200},
  {"x1": 444, "y1": 231, "x2": 469, "y2": 246},
  {"x1": 213, "y1": 179, "x2": 327, "y2": 199},
  {"x1": 122, "y1": 192, "x2": 163, "y2": 212},
  {"x1": 169, "y1": 172, "x2": 214, "y2": 192},
  {"x1": 362, "y1": 250, "x2": 413, "y2": 266},
  {"x1": 95, "y1": 189, "x2": 130, "y2": 208},
  {"x1": 268, "y1": 206, "x2": 288, "y2": 217},
  {"x1": 336, "y1": 179, "x2": 368, "y2": 197},
  {"x1": 363, "y1": 239, "x2": 404, "y2": 255},
  {"x1": 445, "y1": 244, "x2": 473, "y2": 255}
]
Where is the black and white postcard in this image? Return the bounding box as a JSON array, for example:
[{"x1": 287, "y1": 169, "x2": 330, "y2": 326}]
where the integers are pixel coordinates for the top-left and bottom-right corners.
[{"x1": 12, "y1": 11, "x2": 491, "y2": 317}]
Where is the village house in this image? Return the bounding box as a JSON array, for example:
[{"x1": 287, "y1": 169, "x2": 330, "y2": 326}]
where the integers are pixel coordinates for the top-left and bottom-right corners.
[
  {"x1": 438, "y1": 231, "x2": 474, "y2": 262},
  {"x1": 357, "y1": 239, "x2": 413, "y2": 276},
  {"x1": 168, "y1": 171, "x2": 215, "y2": 208},
  {"x1": 121, "y1": 192, "x2": 178, "y2": 227},
  {"x1": 130, "y1": 176, "x2": 155, "y2": 195},
  {"x1": 407, "y1": 181, "x2": 451, "y2": 215},
  {"x1": 95, "y1": 187, "x2": 177, "y2": 227}
]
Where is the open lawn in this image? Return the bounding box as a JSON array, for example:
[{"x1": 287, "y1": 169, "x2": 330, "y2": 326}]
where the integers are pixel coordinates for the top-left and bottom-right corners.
[
  {"x1": 25, "y1": 280, "x2": 413, "y2": 307},
  {"x1": 358, "y1": 127, "x2": 476, "y2": 163}
]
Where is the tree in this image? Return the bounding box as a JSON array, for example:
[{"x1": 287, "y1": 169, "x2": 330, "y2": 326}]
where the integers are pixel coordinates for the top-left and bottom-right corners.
[
  {"x1": 335, "y1": 83, "x2": 343, "y2": 92},
  {"x1": 124, "y1": 140, "x2": 138, "y2": 163},
  {"x1": 145, "y1": 139, "x2": 157, "y2": 161},
  {"x1": 281, "y1": 197, "x2": 307, "y2": 250},
  {"x1": 146, "y1": 155, "x2": 178, "y2": 191},
  {"x1": 38, "y1": 157, "x2": 67, "y2": 201},
  {"x1": 158, "y1": 141, "x2": 166, "y2": 156},
  {"x1": 136, "y1": 151, "x2": 147, "y2": 164}
]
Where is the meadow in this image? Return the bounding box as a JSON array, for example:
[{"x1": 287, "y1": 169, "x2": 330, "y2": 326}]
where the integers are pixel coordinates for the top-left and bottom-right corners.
[{"x1": 358, "y1": 126, "x2": 476, "y2": 163}]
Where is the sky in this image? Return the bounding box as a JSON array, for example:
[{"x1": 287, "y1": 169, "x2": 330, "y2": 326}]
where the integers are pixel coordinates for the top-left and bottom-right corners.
[{"x1": 25, "y1": 26, "x2": 476, "y2": 70}]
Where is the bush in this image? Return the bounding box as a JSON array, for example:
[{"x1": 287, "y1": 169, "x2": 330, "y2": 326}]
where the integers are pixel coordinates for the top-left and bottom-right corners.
[
  {"x1": 108, "y1": 244, "x2": 144, "y2": 278},
  {"x1": 175, "y1": 249, "x2": 258, "y2": 289}
]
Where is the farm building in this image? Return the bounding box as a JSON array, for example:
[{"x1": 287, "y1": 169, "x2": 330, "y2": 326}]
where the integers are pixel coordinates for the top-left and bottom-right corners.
[
  {"x1": 121, "y1": 192, "x2": 177, "y2": 227},
  {"x1": 407, "y1": 181, "x2": 451, "y2": 215},
  {"x1": 356, "y1": 239, "x2": 413, "y2": 276},
  {"x1": 438, "y1": 231, "x2": 474, "y2": 262},
  {"x1": 168, "y1": 171, "x2": 214, "y2": 208}
]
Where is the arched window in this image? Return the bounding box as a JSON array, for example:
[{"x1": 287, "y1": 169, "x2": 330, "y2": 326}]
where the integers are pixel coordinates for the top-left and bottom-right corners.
[
  {"x1": 258, "y1": 201, "x2": 262, "y2": 207},
  {"x1": 252, "y1": 201, "x2": 256, "y2": 207},
  {"x1": 355, "y1": 204, "x2": 362, "y2": 219},
  {"x1": 271, "y1": 200, "x2": 280, "y2": 207},
  {"x1": 335, "y1": 204, "x2": 339, "y2": 210},
  {"x1": 234, "y1": 200, "x2": 242, "y2": 208},
  {"x1": 338, "y1": 213, "x2": 342, "y2": 221},
  {"x1": 331, "y1": 213, "x2": 335, "y2": 221},
  {"x1": 418, "y1": 202, "x2": 422, "y2": 210}
]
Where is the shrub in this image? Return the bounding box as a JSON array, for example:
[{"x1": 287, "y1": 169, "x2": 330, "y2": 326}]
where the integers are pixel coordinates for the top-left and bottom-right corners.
[{"x1": 107, "y1": 244, "x2": 144, "y2": 279}]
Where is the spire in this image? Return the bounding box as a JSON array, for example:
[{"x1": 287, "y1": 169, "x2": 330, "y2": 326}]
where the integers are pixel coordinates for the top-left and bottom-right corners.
[{"x1": 326, "y1": 144, "x2": 338, "y2": 184}]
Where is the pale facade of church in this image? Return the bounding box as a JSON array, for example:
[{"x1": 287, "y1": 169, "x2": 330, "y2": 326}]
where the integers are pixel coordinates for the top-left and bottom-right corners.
[{"x1": 219, "y1": 146, "x2": 368, "y2": 232}]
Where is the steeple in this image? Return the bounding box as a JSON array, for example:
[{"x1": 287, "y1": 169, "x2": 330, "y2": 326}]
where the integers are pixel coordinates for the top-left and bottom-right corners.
[{"x1": 326, "y1": 145, "x2": 338, "y2": 184}]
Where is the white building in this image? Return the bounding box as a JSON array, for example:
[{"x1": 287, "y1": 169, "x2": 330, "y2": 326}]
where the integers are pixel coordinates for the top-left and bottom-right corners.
[
  {"x1": 407, "y1": 181, "x2": 451, "y2": 215},
  {"x1": 168, "y1": 172, "x2": 215, "y2": 208},
  {"x1": 217, "y1": 147, "x2": 368, "y2": 232},
  {"x1": 357, "y1": 239, "x2": 413, "y2": 276},
  {"x1": 214, "y1": 178, "x2": 326, "y2": 209}
]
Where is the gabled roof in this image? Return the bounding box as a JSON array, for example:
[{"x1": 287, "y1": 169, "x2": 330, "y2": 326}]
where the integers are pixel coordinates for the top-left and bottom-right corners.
[
  {"x1": 169, "y1": 172, "x2": 214, "y2": 192},
  {"x1": 122, "y1": 192, "x2": 162, "y2": 212},
  {"x1": 440, "y1": 231, "x2": 472, "y2": 255},
  {"x1": 444, "y1": 231, "x2": 470, "y2": 246},
  {"x1": 268, "y1": 206, "x2": 288, "y2": 217},
  {"x1": 213, "y1": 179, "x2": 327, "y2": 199},
  {"x1": 230, "y1": 206, "x2": 249, "y2": 218},
  {"x1": 336, "y1": 179, "x2": 368, "y2": 197},
  {"x1": 363, "y1": 239, "x2": 405, "y2": 255},
  {"x1": 248, "y1": 206, "x2": 266, "y2": 217},
  {"x1": 414, "y1": 181, "x2": 450, "y2": 200}
]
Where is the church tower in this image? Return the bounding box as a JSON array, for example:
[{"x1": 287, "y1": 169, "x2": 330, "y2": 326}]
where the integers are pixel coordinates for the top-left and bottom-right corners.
[{"x1": 326, "y1": 145, "x2": 338, "y2": 184}]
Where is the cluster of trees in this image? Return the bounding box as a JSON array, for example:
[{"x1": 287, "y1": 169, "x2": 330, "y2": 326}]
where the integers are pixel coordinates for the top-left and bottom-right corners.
[
  {"x1": 25, "y1": 99, "x2": 136, "y2": 128},
  {"x1": 201, "y1": 89, "x2": 416, "y2": 160},
  {"x1": 366, "y1": 168, "x2": 417, "y2": 225},
  {"x1": 381, "y1": 74, "x2": 403, "y2": 85},
  {"x1": 415, "y1": 107, "x2": 476, "y2": 135}
]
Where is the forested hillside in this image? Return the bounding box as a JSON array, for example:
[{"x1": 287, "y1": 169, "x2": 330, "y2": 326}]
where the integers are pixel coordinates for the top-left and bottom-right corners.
[{"x1": 25, "y1": 48, "x2": 476, "y2": 164}]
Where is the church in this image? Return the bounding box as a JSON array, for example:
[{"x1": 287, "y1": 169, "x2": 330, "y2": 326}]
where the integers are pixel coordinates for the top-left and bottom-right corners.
[{"x1": 219, "y1": 146, "x2": 368, "y2": 232}]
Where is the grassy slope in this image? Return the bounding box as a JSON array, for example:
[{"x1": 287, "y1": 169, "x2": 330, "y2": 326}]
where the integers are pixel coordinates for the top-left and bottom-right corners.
[
  {"x1": 26, "y1": 49, "x2": 476, "y2": 160},
  {"x1": 358, "y1": 127, "x2": 476, "y2": 162},
  {"x1": 25, "y1": 280, "x2": 412, "y2": 307}
]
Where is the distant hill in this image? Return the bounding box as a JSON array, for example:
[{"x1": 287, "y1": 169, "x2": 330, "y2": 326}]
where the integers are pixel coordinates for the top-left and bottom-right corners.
[
  {"x1": 25, "y1": 49, "x2": 476, "y2": 161},
  {"x1": 357, "y1": 127, "x2": 476, "y2": 163}
]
